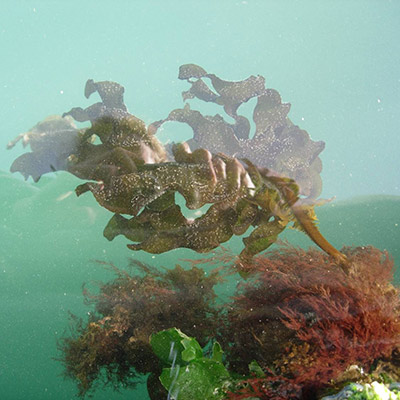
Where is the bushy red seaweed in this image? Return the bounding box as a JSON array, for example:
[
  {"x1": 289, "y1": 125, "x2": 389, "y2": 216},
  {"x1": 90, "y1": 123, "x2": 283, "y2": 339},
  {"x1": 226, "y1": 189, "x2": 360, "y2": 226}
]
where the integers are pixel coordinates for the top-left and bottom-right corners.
[{"x1": 223, "y1": 245, "x2": 400, "y2": 397}]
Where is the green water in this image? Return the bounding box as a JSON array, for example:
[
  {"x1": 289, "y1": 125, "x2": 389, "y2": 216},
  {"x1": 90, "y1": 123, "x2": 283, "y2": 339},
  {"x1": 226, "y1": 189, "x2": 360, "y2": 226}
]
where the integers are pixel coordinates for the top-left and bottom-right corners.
[{"x1": 1, "y1": 1, "x2": 399, "y2": 399}]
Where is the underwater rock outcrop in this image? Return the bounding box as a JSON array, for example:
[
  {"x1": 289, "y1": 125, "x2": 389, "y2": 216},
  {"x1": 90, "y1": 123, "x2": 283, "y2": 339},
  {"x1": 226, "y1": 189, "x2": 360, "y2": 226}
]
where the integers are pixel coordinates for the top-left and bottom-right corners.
[{"x1": 7, "y1": 67, "x2": 345, "y2": 263}]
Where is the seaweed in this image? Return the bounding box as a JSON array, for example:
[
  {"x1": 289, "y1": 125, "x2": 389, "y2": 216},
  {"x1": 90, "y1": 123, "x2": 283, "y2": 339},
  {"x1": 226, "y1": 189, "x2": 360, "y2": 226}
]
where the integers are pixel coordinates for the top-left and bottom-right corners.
[
  {"x1": 150, "y1": 328, "x2": 231, "y2": 400},
  {"x1": 7, "y1": 69, "x2": 345, "y2": 263},
  {"x1": 220, "y1": 245, "x2": 400, "y2": 397},
  {"x1": 7, "y1": 115, "x2": 80, "y2": 182},
  {"x1": 58, "y1": 260, "x2": 222, "y2": 397},
  {"x1": 57, "y1": 245, "x2": 400, "y2": 398},
  {"x1": 151, "y1": 63, "x2": 325, "y2": 200}
]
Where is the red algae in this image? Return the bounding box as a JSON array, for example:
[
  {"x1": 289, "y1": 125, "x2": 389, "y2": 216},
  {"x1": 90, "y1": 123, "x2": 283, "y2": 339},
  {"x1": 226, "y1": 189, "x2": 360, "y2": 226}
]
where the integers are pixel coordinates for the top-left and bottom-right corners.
[{"x1": 222, "y1": 245, "x2": 400, "y2": 398}]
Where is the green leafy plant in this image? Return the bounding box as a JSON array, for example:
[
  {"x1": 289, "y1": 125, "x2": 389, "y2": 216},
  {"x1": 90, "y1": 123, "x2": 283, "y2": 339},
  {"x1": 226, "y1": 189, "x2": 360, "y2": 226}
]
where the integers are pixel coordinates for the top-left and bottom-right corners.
[{"x1": 150, "y1": 328, "x2": 232, "y2": 400}]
